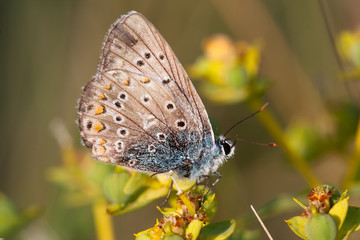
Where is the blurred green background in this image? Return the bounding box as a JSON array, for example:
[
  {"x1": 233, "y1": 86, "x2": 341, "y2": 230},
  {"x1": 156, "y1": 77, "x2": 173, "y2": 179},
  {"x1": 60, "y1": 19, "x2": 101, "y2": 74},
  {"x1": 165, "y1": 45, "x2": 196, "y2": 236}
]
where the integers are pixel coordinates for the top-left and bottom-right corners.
[{"x1": 1, "y1": 0, "x2": 360, "y2": 239}]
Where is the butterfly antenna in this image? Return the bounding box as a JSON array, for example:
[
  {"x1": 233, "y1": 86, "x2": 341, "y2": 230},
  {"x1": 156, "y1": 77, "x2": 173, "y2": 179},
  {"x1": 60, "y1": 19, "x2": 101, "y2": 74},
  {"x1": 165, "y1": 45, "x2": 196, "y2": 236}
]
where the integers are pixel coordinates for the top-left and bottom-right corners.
[
  {"x1": 235, "y1": 137, "x2": 278, "y2": 147},
  {"x1": 223, "y1": 102, "x2": 269, "y2": 137}
]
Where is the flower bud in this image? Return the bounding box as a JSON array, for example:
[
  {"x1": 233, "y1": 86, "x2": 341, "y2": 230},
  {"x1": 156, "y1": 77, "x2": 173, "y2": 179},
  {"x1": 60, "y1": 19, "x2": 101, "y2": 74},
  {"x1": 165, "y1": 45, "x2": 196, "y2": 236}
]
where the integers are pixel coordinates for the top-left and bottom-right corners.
[{"x1": 305, "y1": 214, "x2": 337, "y2": 240}]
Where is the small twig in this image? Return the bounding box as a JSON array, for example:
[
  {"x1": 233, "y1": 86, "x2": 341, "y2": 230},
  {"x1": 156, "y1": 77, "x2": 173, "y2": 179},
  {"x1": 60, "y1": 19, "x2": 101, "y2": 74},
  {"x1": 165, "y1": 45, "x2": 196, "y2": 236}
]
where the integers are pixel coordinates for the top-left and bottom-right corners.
[{"x1": 250, "y1": 205, "x2": 273, "y2": 240}]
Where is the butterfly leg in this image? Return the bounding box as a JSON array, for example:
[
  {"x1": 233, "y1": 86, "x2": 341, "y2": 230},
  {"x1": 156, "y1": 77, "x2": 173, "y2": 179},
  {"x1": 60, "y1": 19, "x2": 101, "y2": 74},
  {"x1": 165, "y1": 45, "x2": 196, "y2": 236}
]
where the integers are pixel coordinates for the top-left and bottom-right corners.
[
  {"x1": 165, "y1": 170, "x2": 184, "y2": 195},
  {"x1": 171, "y1": 177, "x2": 183, "y2": 195},
  {"x1": 160, "y1": 179, "x2": 174, "y2": 207},
  {"x1": 199, "y1": 171, "x2": 222, "y2": 207},
  {"x1": 201, "y1": 175, "x2": 210, "y2": 206},
  {"x1": 211, "y1": 171, "x2": 222, "y2": 188}
]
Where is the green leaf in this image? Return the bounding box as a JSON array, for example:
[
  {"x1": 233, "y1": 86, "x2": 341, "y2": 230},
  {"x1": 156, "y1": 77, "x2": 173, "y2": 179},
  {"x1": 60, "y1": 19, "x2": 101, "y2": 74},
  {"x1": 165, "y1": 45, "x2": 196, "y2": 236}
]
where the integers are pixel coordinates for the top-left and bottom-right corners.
[
  {"x1": 107, "y1": 185, "x2": 169, "y2": 215},
  {"x1": 337, "y1": 206, "x2": 360, "y2": 240},
  {"x1": 123, "y1": 172, "x2": 148, "y2": 195},
  {"x1": 293, "y1": 197, "x2": 307, "y2": 209},
  {"x1": 201, "y1": 193, "x2": 217, "y2": 221},
  {"x1": 339, "y1": 190, "x2": 348, "y2": 202},
  {"x1": 285, "y1": 216, "x2": 308, "y2": 239},
  {"x1": 134, "y1": 229, "x2": 152, "y2": 240},
  {"x1": 324, "y1": 185, "x2": 341, "y2": 206},
  {"x1": 157, "y1": 206, "x2": 181, "y2": 218},
  {"x1": 226, "y1": 229, "x2": 259, "y2": 240},
  {"x1": 329, "y1": 197, "x2": 349, "y2": 229},
  {"x1": 305, "y1": 214, "x2": 337, "y2": 240},
  {"x1": 88, "y1": 161, "x2": 116, "y2": 186},
  {"x1": 163, "y1": 234, "x2": 185, "y2": 240},
  {"x1": 0, "y1": 193, "x2": 41, "y2": 237},
  {"x1": 186, "y1": 219, "x2": 203, "y2": 240},
  {"x1": 199, "y1": 219, "x2": 236, "y2": 240},
  {"x1": 103, "y1": 172, "x2": 131, "y2": 203}
]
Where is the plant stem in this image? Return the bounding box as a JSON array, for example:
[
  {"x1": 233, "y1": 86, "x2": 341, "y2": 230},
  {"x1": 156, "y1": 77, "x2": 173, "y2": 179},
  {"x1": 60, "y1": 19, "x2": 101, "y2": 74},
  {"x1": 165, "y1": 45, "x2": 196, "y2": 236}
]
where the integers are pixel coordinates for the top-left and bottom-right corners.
[
  {"x1": 342, "y1": 118, "x2": 360, "y2": 188},
  {"x1": 92, "y1": 198, "x2": 115, "y2": 240},
  {"x1": 248, "y1": 99, "x2": 321, "y2": 187}
]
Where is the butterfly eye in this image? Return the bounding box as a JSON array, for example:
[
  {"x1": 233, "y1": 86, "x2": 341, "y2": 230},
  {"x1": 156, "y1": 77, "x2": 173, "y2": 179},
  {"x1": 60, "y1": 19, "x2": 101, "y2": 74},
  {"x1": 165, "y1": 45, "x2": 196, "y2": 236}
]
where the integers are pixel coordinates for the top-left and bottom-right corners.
[{"x1": 220, "y1": 140, "x2": 232, "y2": 155}]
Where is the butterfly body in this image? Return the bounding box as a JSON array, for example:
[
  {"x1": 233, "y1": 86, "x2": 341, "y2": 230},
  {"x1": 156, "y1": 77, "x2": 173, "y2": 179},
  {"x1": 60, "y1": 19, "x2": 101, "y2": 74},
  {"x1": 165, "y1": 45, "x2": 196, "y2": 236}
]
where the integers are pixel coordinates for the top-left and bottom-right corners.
[{"x1": 78, "y1": 11, "x2": 235, "y2": 181}]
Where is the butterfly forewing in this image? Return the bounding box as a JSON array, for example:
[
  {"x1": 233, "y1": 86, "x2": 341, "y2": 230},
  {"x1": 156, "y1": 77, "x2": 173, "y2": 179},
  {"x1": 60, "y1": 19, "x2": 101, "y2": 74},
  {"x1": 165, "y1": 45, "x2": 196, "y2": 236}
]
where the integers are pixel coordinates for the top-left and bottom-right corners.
[
  {"x1": 105, "y1": 12, "x2": 212, "y2": 132},
  {"x1": 78, "y1": 11, "x2": 215, "y2": 174}
]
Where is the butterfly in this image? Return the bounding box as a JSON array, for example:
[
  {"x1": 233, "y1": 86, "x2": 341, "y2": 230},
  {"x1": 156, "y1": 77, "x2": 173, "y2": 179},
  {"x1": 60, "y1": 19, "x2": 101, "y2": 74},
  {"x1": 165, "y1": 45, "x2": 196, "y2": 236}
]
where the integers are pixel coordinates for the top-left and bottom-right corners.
[{"x1": 78, "y1": 11, "x2": 235, "y2": 190}]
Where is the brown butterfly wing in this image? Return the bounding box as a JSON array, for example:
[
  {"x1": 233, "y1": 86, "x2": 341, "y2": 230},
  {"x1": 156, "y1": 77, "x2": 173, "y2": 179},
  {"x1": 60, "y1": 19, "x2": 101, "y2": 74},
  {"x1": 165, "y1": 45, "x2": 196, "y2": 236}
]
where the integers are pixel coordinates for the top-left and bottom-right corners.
[{"x1": 78, "y1": 11, "x2": 215, "y2": 175}]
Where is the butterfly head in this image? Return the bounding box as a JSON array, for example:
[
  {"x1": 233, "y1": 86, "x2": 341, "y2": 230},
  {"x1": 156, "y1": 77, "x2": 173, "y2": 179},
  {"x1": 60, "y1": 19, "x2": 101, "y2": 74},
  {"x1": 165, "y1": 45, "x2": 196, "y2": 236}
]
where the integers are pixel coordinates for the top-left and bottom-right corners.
[{"x1": 217, "y1": 136, "x2": 235, "y2": 158}]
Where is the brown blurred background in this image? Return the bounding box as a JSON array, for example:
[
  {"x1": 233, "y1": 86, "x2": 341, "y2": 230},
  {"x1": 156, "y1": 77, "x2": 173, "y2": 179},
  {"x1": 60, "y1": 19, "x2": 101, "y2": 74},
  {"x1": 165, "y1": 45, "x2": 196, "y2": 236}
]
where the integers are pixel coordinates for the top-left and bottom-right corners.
[{"x1": 1, "y1": 0, "x2": 360, "y2": 239}]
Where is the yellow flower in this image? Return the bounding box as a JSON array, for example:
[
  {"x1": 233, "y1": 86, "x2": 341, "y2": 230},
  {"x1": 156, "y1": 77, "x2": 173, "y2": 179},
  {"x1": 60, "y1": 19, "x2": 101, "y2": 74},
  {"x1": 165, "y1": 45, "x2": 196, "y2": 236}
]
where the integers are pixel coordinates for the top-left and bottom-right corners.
[
  {"x1": 190, "y1": 34, "x2": 267, "y2": 104},
  {"x1": 286, "y1": 185, "x2": 360, "y2": 240},
  {"x1": 204, "y1": 34, "x2": 237, "y2": 62}
]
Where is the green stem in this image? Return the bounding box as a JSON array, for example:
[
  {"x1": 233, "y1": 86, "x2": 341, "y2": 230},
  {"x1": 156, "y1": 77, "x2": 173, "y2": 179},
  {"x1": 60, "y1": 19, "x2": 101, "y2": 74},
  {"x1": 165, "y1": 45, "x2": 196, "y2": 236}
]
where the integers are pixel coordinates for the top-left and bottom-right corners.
[
  {"x1": 92, "y1": 198, "x2": 115, "y2": 240},
  {"x1": 248, "y1": 99, "x2": 321, "y2": 187},
  {"x1": 342, "y1": 118, "x2": 360, "y2": 188}
]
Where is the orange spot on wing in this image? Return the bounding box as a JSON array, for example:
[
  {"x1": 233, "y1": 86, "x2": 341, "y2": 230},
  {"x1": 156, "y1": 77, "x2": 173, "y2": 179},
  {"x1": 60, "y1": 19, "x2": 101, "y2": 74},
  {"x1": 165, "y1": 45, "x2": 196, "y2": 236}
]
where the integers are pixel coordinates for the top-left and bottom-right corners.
[
  {"x1": 93, "y1": 122, "x2": 104, "y2": 132},
  {"x1": 123, "y1": 77, "x2": 130, "y2": 86},
  {"x1": 141, "y1": 77, "x2": 150, "y2": 83},
  {"x1": 105, "y1": 84, "x2": 112, "y2": 90},
  {"x1": 99, "y1": 93, "x2": 106, "y2": 100},
  {"x1": 95, "y1": 105, "x2": 104, "y2": 115}
]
